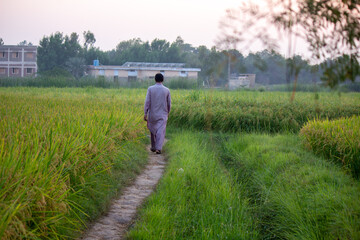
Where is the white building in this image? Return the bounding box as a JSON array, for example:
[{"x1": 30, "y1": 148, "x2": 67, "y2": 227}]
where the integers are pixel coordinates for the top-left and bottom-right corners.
[
  {"x1": 229, "y1": 74, "x2": 256, "y2": 90},
  {"x1": 88, "y1": 61, "x2": 201, "y2": 81}
]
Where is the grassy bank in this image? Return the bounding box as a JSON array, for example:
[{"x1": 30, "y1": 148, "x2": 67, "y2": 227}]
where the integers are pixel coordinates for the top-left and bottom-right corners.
[
  {"x1": 127, "y1": 131, "x2": 258, "y2": 239},
  {"x1": 0, "y1": 88, "x2": 148, "y2": 239},
  {"x1": 220, "y1": 134, "x2": 360, "y2": 239}
]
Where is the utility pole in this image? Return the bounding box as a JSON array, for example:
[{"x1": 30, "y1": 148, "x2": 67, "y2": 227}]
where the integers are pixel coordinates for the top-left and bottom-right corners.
[{"x1": 228, "y1": 52, "x2": 231, "y2": 86}]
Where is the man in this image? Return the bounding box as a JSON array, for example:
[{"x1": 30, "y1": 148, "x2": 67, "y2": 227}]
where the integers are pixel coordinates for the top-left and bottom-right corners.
[{"x1": 144, "y1": 73, "x2": 171, "y2": 154}]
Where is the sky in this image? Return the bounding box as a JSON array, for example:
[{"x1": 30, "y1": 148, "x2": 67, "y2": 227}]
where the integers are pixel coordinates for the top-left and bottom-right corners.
[{"x1": 0, "y1": 0, "x2": 310, "y2": 57}]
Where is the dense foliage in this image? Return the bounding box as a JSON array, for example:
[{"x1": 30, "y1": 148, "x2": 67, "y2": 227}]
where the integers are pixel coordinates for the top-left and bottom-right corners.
[
  {"x1": 300, "y1": 116, "x2": 360, "y2": 178},
  {"x1": 36, "y1": 32, "x2": 323, "y2": 85}
]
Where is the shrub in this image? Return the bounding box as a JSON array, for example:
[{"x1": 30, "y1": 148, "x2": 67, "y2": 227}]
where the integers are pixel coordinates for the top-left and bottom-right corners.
[{"x1": 300, "y1": 116, "x2": 360, "y2": 178}]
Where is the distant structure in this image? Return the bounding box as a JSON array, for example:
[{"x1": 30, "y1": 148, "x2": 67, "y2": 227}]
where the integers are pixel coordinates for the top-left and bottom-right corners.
[
  {"x1": 88, "y1": 61, "x2": 201, "y2": 81},
  {"x1": 229, "y1": 74, "x2": 256, "y2": 90},
  {"x1": 0, "y1": 45, "x2": 37, "y2": 78}
]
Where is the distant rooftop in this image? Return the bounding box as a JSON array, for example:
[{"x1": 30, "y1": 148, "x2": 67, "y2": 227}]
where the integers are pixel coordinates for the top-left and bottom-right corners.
[
  {"x1": 0, "y1": 45, "x2": 37, "y2": 48},
  {"x1": 122, "y1": 62, "x2": 185, "y2": 68}
]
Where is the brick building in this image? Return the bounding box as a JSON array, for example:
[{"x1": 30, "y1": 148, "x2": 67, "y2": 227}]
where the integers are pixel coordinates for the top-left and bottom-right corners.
[{"x1": 0, "y1": 45, "x2": 37, "y2": 78}]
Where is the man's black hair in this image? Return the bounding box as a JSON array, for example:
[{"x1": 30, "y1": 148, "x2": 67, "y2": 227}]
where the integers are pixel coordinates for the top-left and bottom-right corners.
[{"x1": 155, "y1": 73, "x2": 164, "y2": 82}]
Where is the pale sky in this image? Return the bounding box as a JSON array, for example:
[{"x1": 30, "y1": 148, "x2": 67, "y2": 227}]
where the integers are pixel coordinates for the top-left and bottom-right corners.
[{"x1": 0, "y1": 0, "x2": 310, "y2": 57}]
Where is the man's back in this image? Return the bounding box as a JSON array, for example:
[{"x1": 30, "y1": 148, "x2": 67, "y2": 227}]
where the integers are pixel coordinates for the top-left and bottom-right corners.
[
  {"x1": 145, "y1": 83, "x2": 171, "y2": 122},
  {"x1": 144, "y1": 73, "x2": 171, "y2": 153}
]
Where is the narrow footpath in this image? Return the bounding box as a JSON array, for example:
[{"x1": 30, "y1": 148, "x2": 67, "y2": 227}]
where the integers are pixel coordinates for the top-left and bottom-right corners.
[{"x1": 81, "y1": 144, "x2": 167, "y2": 240}]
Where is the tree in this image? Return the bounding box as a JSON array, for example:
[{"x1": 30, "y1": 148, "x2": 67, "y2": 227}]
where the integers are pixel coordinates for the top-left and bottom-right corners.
[
  {"x1": 18, "y1": 40, "x2": 33, "y2": 46},
  {"x1": 37, "y1": 32, "x2": 82, "y2": 73},
  {"x1": 0, "y1": 38, "x2": 3, "y2": 46},
  {"x1": 218, "y1": 0, "x2": 360, "y2": 87},
  {"x1": 83, "y1": 30, "x2": 96, "y2": 49},
  {"x1": 38, "y1": 32, "x2": 67, "y2": 72},
  {"x1": 65, "y1": 57, "x2": 86, "y2": 79},
  {"x1": 64, "y1": 33, "x2": 82, "y2": 58}
]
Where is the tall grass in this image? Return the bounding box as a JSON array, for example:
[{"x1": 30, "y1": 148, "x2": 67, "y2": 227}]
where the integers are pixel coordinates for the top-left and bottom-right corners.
[
  {"x1": 168, "y1": 90, "x2": 360, "y2": 133},
  {"x1": 220, "y1": 134, "x2": 360, "y2": 239},
  {"x1": 0, "y1": 76, "x2": 199, "y2": 89},
  {"x1": 300, "y1": 116, "x2": 360, "y2": 178},
  {"x1": 0, "y1": 88, "x2": 147, "y2": 239},
  {"x1": 127, "y1": 130, "x2": 258, "y2": 239}
]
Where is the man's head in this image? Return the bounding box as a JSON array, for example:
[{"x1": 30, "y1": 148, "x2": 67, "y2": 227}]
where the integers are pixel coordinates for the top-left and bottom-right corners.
[{"x1": 155, "y1": 73, "x2": 164, "y2": 82}]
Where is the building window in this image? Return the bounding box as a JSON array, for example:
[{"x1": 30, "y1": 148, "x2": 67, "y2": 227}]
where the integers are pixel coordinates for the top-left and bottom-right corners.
[
  {"x1": 180, "y1": 71, "x2": 188, "y2": 77},
  {"x1": 26, "y1": 68, "x2": 33, "y2": 74},
  {"x1": 0, "y1": 68, "x2": 6, "y2": 74},
  {"x1": 26, "y1": 52, "x2": 34, "y2": 58},
  {"x1": 128, "y1": 70, "x2": 137, "y2": 77},
  {"x1": 0, "y1": 52, "x2": 5, "y2": 58},
  {"x1": 11, "y1": 52, "x2": 20, "y2": 58},
  {"x1": 99, "y1": 70, "x2": 105, "y2": 76},
  {"x1": 12, "y1": 68, "x2": 20, "y2": 74}
]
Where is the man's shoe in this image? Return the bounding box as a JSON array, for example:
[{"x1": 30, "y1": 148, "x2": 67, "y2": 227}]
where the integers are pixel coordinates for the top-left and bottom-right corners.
[
  {"x1": 156, "y1": 150, "x2": 161, "y2": 154},
  {"x1": 150, "y1": 148, "x2": 156, "y2": 152}
]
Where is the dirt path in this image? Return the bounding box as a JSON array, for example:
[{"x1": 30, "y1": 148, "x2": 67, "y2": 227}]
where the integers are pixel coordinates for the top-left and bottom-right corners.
[{"x1": 80, "y1": 144, "x2": 167, "y2": 240}]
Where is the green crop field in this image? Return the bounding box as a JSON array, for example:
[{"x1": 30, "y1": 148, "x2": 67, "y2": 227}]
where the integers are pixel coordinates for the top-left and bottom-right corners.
[
  {"x1": 0, "y1": 87, "x2": 359, "y2": 239},
  {"x1": 301, "y1": 116, "x2": 360, "y2": 178}
]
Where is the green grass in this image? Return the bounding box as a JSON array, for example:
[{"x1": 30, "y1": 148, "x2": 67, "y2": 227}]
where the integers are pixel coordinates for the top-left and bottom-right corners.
[
  {"x1": 127, "y1": 130, "x2": 258, "y2": 239},
  {"x1": 220, "y1": 134, "x2": 360, "y2": 239}
]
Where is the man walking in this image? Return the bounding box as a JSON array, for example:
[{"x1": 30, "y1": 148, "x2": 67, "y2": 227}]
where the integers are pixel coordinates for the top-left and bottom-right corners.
[{"x1": 144, "y1": 73, "x2": 171, "y2": 154}]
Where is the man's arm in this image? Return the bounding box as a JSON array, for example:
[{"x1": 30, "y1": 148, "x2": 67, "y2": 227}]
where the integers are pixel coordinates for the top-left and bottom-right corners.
[
  {"x1": 144, "y1": 88, "x2": 151, "y2": 121},
  {"x1": 167, "y1": 91, "x2": 171, "y2": 115}
]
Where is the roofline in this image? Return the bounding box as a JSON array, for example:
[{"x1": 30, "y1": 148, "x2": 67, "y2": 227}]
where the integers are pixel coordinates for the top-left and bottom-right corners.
[
  {"x1": 89, "y1": 65, "x2": 201, "y2": 72},
  {"x1": 0, "y1": 45, "x2": 38, "y2": 48}
]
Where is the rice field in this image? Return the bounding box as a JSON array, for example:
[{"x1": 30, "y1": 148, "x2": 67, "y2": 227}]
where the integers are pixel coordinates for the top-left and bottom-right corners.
[
  {"x1": 0, "y1": 88, "x2": 147, "y2": 239},
  {"x1": 168, "y1": 90, "x2": 360, "y2": 132},
  {"x1": 300, "y1": 115, "x2": 360, "y2": 178},
  {"x1": 1, "y1": 87, "x2": 359, "y2": 239}
]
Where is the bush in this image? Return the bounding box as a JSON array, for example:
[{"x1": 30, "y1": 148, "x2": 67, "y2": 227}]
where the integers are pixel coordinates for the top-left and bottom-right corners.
[
  {"x1": 166, "y1": 78, "x2": 198, "y2": 89},
  {"x1": 300, "y1": 116, "x2": 360, "y2": 178}
]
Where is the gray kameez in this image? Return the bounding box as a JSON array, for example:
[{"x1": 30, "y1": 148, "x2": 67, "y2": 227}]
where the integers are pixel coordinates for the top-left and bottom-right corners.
[{"x1": 144, "y1": 83, "x2": 171, "y2": 151}]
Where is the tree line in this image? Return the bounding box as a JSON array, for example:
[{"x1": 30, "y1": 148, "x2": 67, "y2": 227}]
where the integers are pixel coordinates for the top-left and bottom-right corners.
[{"x1": 35, "y1": 31, "x2": 325, "y2": 86}]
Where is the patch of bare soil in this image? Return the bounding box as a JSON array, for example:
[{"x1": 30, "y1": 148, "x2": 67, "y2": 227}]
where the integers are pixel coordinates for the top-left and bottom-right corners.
[{"x1": 80, "y1": 144, "x2": 167, "y2": 240}]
